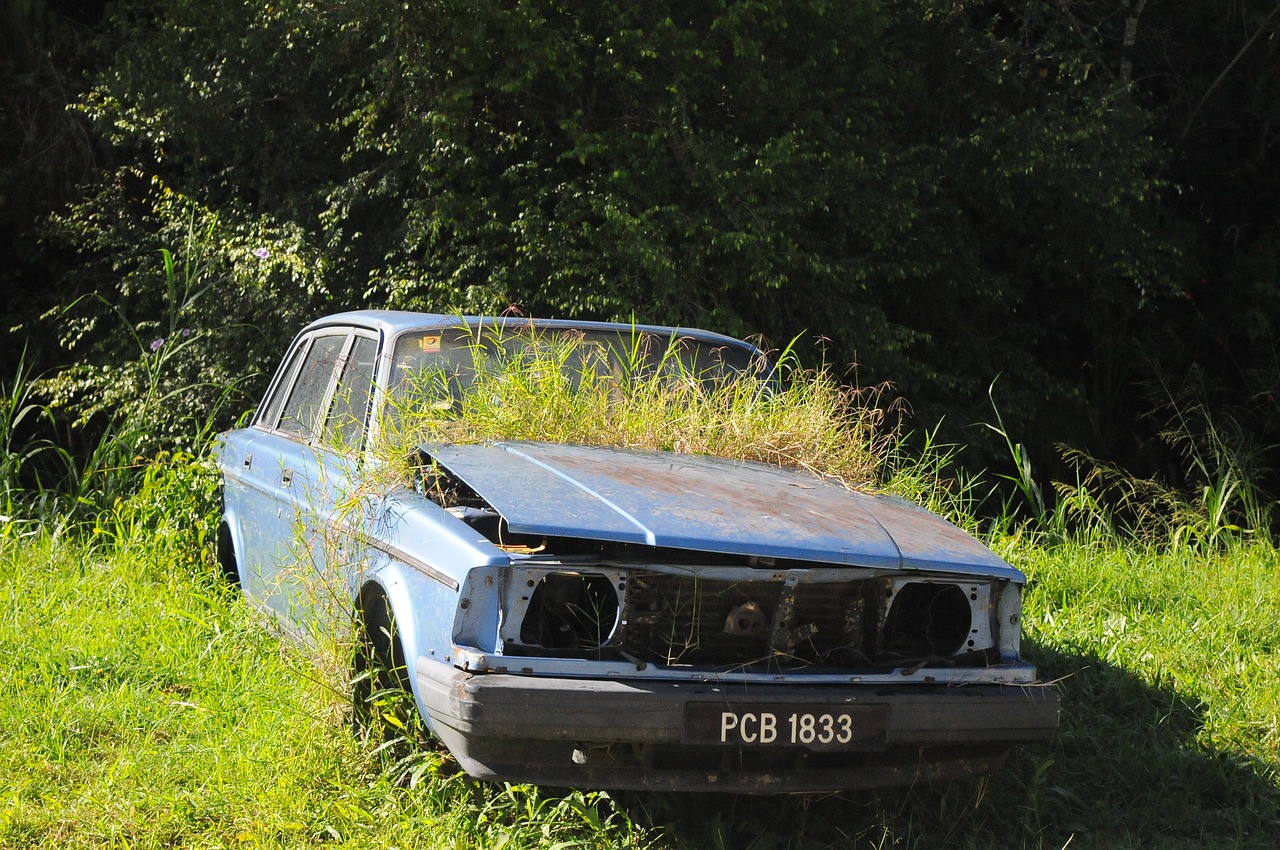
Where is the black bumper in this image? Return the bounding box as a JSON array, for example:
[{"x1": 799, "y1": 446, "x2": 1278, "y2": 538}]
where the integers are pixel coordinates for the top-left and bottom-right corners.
[{"x1": 415, "y1": 659, "x2": 1060, "y2": 793}]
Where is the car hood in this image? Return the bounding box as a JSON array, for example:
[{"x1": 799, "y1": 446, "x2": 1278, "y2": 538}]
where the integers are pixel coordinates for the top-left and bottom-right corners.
[{"x1": 423, "y1": 441, "x2": 1019, "y2": 579}]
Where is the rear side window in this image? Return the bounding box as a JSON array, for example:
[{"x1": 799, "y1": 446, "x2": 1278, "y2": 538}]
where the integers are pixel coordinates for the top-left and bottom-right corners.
[
  {"x1": 277, "y1": 332, "x2": 349, "y2": 441},
  {"x1": 324, "y1": 334, "x2": 379, "y2": 449}
]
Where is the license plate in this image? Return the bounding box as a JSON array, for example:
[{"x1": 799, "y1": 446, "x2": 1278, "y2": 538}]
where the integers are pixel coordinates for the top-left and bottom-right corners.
[{"x1": 683, "y1": 702, "x2": 889, "y2": 750}]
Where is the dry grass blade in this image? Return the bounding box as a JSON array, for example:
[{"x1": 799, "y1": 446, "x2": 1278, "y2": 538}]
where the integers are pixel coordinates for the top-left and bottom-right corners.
[{"x1": 378, "y1": 325, "x2": 894, "y2": 490}]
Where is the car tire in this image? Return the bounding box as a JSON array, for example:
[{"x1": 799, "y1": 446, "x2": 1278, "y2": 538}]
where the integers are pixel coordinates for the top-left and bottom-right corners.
[
  {"x1": 353, "y1": 584, "x2": 421, "y2": 747},
  {"x1": 216, "y1": 520, "x2": 241, "y2": 586}
]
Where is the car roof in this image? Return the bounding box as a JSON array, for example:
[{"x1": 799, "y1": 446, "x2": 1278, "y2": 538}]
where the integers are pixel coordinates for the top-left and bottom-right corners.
[{"x1": 302, "y1": 310, "x2": 758, "y2": 351}]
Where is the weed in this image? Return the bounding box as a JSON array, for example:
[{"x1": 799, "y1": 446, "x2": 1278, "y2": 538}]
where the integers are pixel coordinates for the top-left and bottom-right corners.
[
  {"x1": 984, "y1": 370, "x2": 1278, "y2": 553},
  {"x1": 0, "y1": 349, "x2": 73, "y2": 533},
  {"x1": 39, "y1": 211, "x2": 245, "y2": 514},
  {"x1": 1146, "y1": 365, "x2": 1275, "y2": 547},
  {"x1": 379, "y1": 324, "x2": 931, "y2": 504}
]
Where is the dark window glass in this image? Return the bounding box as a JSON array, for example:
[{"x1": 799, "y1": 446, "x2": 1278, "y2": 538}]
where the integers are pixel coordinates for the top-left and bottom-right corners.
[{"x1": 278, "y1": 332, "x2": 348, "y2": 441}]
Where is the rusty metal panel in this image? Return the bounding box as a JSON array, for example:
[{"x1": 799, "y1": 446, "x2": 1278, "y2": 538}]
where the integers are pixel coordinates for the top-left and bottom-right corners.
[
  {"x1": 862, "y1": 492, "x2": 1011, "y2": 574},
  {"x1": 425, "y1": 441, "x2": 1019, "y2": 579}
]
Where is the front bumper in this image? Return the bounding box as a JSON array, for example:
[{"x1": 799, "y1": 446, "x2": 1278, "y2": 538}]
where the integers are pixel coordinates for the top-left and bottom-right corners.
[{"x1": 416, "y1": 658, "x2": 1060, "y2": 793}]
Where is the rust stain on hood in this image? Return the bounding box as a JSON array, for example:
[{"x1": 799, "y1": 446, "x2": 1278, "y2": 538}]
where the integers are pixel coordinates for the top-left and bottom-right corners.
[{"x1": 423, "y1": 441, "x2": 1019, "y2": 580}]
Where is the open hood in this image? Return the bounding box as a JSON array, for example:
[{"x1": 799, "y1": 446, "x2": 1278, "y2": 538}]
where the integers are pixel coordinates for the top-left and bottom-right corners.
[{"x1": 424, "y1": 441, "x2": 1019, "y2": 580}]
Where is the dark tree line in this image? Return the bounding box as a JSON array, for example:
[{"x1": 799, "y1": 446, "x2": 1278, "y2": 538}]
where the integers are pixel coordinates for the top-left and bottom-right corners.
[{"x1": 3, "y1": 0, "x2": 1280, "y2": 518}]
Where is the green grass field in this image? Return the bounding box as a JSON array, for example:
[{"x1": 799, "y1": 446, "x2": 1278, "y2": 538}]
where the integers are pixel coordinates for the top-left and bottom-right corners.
[{"x1": 2, "y1": 455, "x2": 1277, "y2": 849}]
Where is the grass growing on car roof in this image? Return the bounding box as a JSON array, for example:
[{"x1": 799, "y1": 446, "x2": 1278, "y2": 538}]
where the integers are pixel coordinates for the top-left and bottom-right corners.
[{"x1": 379, "y1": 326, "x2": 921, "y2": 495}]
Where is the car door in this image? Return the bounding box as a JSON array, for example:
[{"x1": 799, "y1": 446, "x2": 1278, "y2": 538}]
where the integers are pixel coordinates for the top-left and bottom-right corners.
[
  {"x1": 311, "y1": 331, "x2": 381, "y2": 615},
  {"x1": 222, "y1": 331, "x2": 311, "y2": 615},
  {"x1": 236, "y1": 328, "x2": 353, "y2": 629}
]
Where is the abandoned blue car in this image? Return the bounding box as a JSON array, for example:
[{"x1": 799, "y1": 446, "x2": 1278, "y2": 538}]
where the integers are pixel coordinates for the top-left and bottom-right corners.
[{"x1": 214, "y1": 310, "x2": 1058, "y2": 793}]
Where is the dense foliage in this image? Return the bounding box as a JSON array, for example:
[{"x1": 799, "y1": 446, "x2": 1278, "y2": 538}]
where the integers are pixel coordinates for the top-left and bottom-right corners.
[
  {"x1": 5, "y1": 7, "x2": 1280, "y2": 840},
  {"x1": 3, "y1": 0, "x2": 1280, "y2": 523}
]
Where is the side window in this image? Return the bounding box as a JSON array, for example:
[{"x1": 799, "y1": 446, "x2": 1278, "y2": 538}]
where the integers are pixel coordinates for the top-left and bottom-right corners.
[
  {"x1": 324, "y1": 334, "x2": 379, "y2": 449},
  {"x1": 257, "y1": 338, "x2": 309, "y2": 429},
  {"x1": 277, "y1": 332, "x2": 349, "y2": 441}
]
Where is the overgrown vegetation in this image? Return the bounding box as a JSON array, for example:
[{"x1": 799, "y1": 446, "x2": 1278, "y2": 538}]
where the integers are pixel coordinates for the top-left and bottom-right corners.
[
  {"x1": 0, "y1": 468, "x2": 651, "y2": 849},
  {"x1": 378, "y1": 325, "x2": 983, "y2": 531},
  {"x1": 0, "y1": 348, "x2": 71, "y2": 527},
  {"x1": 3, "y1": 311, "x2": 1276, "y2": 846},
  {"x1": 3, "y1": 437, "x2": 1278, "y2": 847},
  {"x1": 387, "y1": 329, "x2": 892, "y2": 482},
  {"x1": 4, "y1": 0, "x2": 1280, "y2": 844}
]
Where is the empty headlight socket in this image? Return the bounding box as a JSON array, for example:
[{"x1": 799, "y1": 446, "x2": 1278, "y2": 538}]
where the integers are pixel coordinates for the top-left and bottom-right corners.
[
  {"x1": 877, "y1": 578, "x2": 996, "y2": 656},
  {"x1": 498, "y1": 567, "x2": 629, "y2": 655}
]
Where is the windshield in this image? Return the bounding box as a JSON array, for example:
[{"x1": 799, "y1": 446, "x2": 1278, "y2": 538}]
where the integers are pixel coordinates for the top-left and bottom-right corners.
[{"x1": 389, "y1": 326, "x2": 761, "y2": 403}]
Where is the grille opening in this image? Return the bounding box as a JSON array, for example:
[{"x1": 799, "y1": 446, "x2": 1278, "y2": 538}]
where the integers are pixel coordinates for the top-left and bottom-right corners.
[
  {"x1": 623, "y1": 573, "x2": 870, "y2": 668},
  {"x1": 881, "y1": 582, "x2": 972, "y2": 656},
  {"x1": 507, "y1": 569, "x2": 991, "y2": 669},
  {"x1": 519, "y1": 572, "x2": 620, "y2": 651}
]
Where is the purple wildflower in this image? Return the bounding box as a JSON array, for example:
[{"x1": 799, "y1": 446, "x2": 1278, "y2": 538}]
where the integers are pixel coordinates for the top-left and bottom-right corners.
[
  {"x1": 253, "y1": 247, "x2": 270, "y2": 259},
  {"x1": 149, "y1": 338, "x2": 165, "y2": 352},
  {"x1": 180, "y1": 327, "x2": 191, "y2": 338}
]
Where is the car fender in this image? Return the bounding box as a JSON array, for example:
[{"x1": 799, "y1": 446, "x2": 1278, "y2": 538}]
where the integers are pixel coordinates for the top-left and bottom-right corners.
[{"x1": 359, "y1": 556, "x2": 466, "y2": 702}]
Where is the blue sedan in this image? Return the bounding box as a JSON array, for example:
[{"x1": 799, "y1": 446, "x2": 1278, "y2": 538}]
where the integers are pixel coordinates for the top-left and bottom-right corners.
[{"x1": 215, "y1": 310, "x2": 1058, "y2": 793}]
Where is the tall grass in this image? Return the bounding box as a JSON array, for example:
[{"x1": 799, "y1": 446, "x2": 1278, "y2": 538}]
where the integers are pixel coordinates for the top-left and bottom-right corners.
[
  {"x1": 0, "y1": 348, "x2": 72, "y2": 532},
  {"x1": 5, "y1": 455, "x2": 1279, "y2": 848},
  {"x1": 982, "y1": 371, "x2": 1278, "y2": 553},
  {"x1": 1014, "y1": 539, "x2": 1280, "y2": 847},
  {"x1": 382, "y1": 327, "x2": 936, "y2": 499},
  {"x1": 10, "y1": 318, "x2": 1279, "y2": 847},
  {"x1": 0, "y1": 456, "x2": 653, "y2": 849},
  {"x1": 38, "y1": 215, "x2": 245, "y2": 515}
]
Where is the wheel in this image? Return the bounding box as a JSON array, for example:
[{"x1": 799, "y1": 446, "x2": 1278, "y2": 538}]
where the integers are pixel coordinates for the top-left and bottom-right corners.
[
  {"x1": 353, "y1": 584, "x2": 421, "y2": 746},
  {"x1": 216, "y1": 520, "x2": 241, "y2": 586}
]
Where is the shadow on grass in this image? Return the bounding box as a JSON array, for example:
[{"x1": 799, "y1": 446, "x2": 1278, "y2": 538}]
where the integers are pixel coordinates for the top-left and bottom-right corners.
[{"x1": 613, "y1": 642, "x2": 1280, "y2": 849}]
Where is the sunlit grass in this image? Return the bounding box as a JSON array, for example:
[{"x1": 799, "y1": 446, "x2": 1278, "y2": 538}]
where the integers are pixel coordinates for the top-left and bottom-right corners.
[
  {"x1": 0, "y1": 546, "x2": 650, "y2": 848},
  {"x1": 5, "y1": 453, "x2": 1280, "y2": 848},
  {"x1": 7, "y1": 327, "x2": 1279, "y2": 848},
  {"x1": 1009, "y1": 538, "x2": 1280, "y2": 847},
  {"x1": 8, "y1": 524, "x2": 1280, "y2": 848},
  {"x1": 0, "y1": 465, "x2": 653, "y2": 849},
  {"x1": 380, "y1": 328, "x2": 899, "y2": 491}
]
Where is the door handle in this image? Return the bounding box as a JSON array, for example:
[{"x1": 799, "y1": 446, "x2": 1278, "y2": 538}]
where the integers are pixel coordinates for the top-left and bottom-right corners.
[
  {"x1": 243, "y1": 452, "x2": 253, "y2": 470},
  {"x1": 281, "y1": 467, "x2": 293, "y2": 487}
]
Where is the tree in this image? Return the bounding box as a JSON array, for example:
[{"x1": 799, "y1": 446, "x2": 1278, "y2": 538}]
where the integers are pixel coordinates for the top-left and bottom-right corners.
[{"x1": 39, "y1": 0, "x2": 1189, "y2": 480}]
